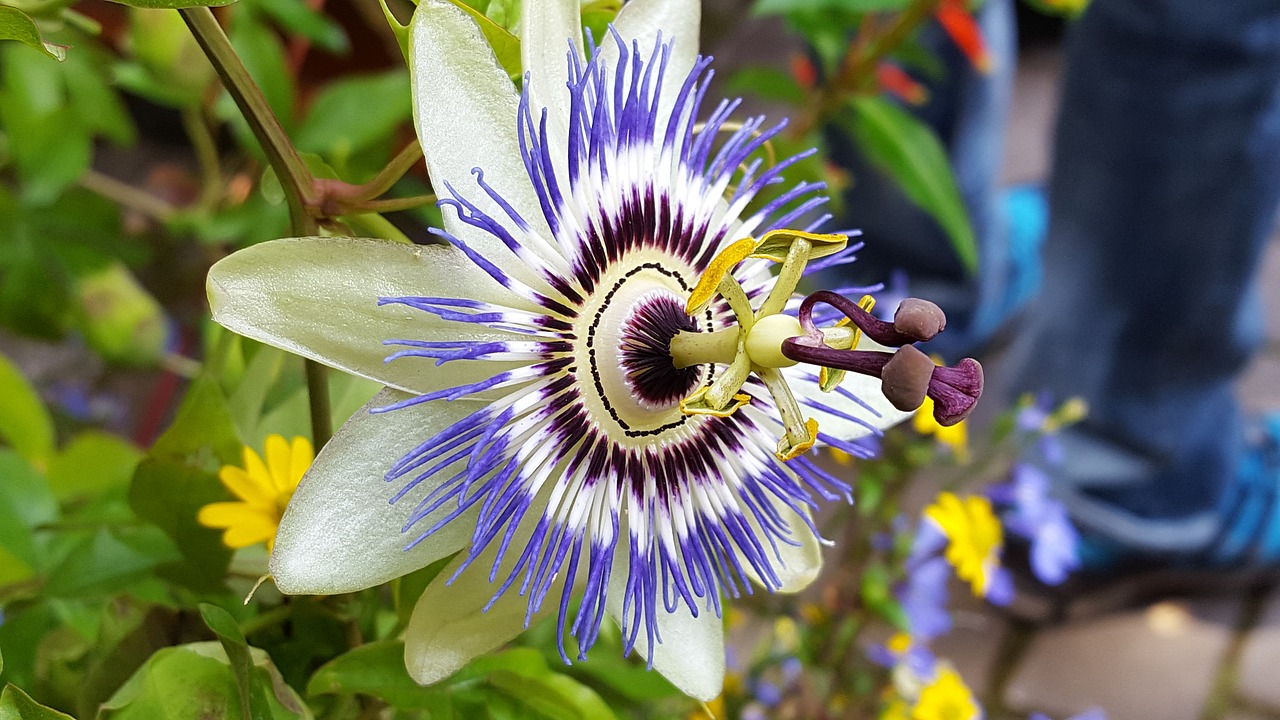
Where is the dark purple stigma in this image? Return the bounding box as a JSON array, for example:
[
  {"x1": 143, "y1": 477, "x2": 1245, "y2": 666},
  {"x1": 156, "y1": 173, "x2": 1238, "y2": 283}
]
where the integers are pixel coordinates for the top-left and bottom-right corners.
[
  {"x1": 781, "y1": 291, "x2": 984, "y2": 425},
  {"x1": 619, "y1": 295, "x2": 705, "y2": 408}
]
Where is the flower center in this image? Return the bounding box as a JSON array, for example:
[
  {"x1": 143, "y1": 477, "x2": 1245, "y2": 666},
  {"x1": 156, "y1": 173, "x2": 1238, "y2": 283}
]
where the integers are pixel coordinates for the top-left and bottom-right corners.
[
  {"x1": 573, "y1": 254, "x2": 715, "y2": 444},
  {"x1": 619, "y1": 291, "x2": 705, "y2": 409}
]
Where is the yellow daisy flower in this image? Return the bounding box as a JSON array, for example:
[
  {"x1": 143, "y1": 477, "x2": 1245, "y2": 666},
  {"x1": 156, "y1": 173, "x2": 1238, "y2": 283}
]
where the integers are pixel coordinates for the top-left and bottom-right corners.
[
  {"x1": 198, "y1": 434, "x2": 313, "y2": 551},
  {"x1": 911, "y1": 667, "x2": 979, "y2": 720},
  {"x1": 913, "y1": 396, "x2": 969, "y2": 462},
  {"x1": 924, "y1": 492, "x2": 1003, "y2": 597}
]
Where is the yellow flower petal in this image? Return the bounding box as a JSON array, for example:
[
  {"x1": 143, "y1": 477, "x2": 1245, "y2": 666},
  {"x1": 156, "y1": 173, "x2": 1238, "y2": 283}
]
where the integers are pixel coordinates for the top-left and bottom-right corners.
[
  {"x1": 264, "y1": 434, "x2": 293, "y2": 495},
  {"x1": 221, "y1": 516, "x2": 278, "y2": 549},
  {"x1": 241, "y1": 445, "x2": 272, "y2": 492},
  {"x1": 924, "y1": 493, "x2": 1003, "y2": 597},
  {"x1": 198, "y1": 501, "x2": 264, "y2": 529},
  {"x1": 288, "y1": 436, "x2": 314, "y2": 488},
  {"x1": 911, "y1": 667, "x2": 979, "y2": 720},
  {"x1": 217, "y1": 465, "x2": 275, "y2": 507}
]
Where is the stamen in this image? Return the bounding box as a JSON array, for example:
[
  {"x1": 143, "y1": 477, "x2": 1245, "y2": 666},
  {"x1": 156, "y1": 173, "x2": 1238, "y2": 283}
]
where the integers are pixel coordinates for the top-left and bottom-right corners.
[
  {"x1": 797, "y1": 290, "x2": 945, "y2": 346},
  {"x1": 758, "y1": 368, "x2": 818, "y2": 461},
  {"x1": 755, "y1": 237, "x2": 811, "y2": 317}
]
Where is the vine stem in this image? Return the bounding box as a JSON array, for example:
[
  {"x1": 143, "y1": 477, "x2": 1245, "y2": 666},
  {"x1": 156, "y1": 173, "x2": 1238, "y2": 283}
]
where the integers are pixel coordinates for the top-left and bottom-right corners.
[{"x1": 181, "y1": 6, "x2": 333, "y2": 449}]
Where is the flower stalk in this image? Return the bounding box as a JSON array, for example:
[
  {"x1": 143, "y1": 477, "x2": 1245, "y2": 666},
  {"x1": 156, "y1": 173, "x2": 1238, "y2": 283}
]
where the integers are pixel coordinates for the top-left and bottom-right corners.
[{"x1": 180, "y1": 6, "x2": 333, "y2": 447}]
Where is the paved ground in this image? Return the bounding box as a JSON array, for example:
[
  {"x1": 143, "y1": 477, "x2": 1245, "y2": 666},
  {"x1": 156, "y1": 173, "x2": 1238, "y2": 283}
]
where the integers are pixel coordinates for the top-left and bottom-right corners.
[{"x1": 941, "y1": 43, "x2": 1280, "y2": 720}]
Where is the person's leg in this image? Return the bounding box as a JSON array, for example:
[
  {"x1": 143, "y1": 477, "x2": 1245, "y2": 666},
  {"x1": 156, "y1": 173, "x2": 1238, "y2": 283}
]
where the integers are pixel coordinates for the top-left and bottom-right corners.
[{"x1": 1011, "y1": 0, "x2": 1280, "y2": 554}]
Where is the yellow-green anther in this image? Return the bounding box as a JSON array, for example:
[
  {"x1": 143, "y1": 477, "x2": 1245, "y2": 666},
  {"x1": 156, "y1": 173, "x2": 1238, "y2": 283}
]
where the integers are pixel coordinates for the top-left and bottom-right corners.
[
  {"x1": 719, "y1": 276, "x2": 756, "y2": 332},
  {"x1": 704, "y1": 351, "x2": 753, "y2": 409},
  {"x1": 820, "y1": 323, "x2": 856, "y2": 350},
  {"x1": 750, "y1": 229, "x2": 846, "y2": 263},
  {"x1": 756, "y1": 238, "x2": 811, "y2": 318},
  {"x1": 758, "y1": 367, "x2": 817, "y2": 460}
]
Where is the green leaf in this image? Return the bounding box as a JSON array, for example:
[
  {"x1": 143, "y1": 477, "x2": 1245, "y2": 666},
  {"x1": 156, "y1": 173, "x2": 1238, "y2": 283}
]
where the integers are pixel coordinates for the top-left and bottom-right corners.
[
  {"x1": 102, "y1": 0, "x2": 235, "y2": 9},
  {"x1": 846, "y1": 96, "x2": 978, "y2": 273},
  {"x1": 0, "y1": 351, "x2": 53, "y2": 467},
  {"x1": 294, "y1": 71, "x2": 411, "y2": 161},
  {"x1": 61, "y1": 40, "x2": 136, "y2": 145},
  {"x1": 125, "y1": 7, "x2": 215, "y2": 107},
  {"x1": 457, "y1": 649, "x2": 618, "y2": 720},
  {"x1": 754, "y1": 0, "x2": 909, "y2": 11},
  {"x1": 200, "y1": 604, "x2": 273, "y2": 720},
  {"x1": 72, "y1": 260, "x2": 168, "y2": 367},
  {"x1": 74, "y1": 601, "x2": 186, "y2": 720},
  {"x1": 0, "y1": 546, "x2": 34, "y2": 586},
  {"x1": 309, "y1": 645, "x2": 616, "y2": 719},
  {"x1": 150, "y1": 375, "x2": 242, "y2": 463},
  {"x1": 392, "y1": 555, "x2": 453, "y2": 632},
  {"x1": 0, "y1": 450, "x2": 56, "y2": 529},
  {"x1": 306, "y1": 640, "x2": 438, "y2": 709},
  {"x1": 227, "y1": 345, "x2": 286, "y2": 441},
  {"x1": 128, "y1": 460, "x2": 233, "y2": 592},
  {"x1": 253, "y1": 0, "x2": 346, "y2": 53},
  {"x1": 46, "y1": 431, "x2": 143, "y2": 502},
  {"x1": 580, "y1": 0, "x2": 619, "y2": 43},
  {"x1": 99, "y1": 643, "x2": 311, "y2": 719},
  {"x1": 0, "y1": 683, "x2": 75, "y2": 719},
  {"x1": 445, "y1": 0, "x2": 520, "y2": 81},
  {"x1": 42, "y1": 526, "x2": 180, "y2": 597},
  {"x1": 221, "y1": 11, "x2": 295, "y2": 141},
  {"x1": 723, "y1": 67, "x2": 805, "y2": 106},
  {"x1": 0, "y1": 6, "x2": 66, "y2": 61}
]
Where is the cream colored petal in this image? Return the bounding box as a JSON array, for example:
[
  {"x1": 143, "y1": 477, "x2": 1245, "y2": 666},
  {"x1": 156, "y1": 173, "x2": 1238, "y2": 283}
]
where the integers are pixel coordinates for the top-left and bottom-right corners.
[
  {"x1": 600, "y1": 0, "x2": 701, "y2": 137},
  {"x1": 403, "y1": 518, "x2": 561, "y2": 685},
  {"x1": 520, "y1": 0, "x2": 581, "y2": 172},
  {"x1": 269, "y1": 388, "x2": 486, "y2": 594},
  {"x1": 605, "y1": 538, "x2": 726, "y2": 701},
  {"x1": 207, "y1": 236, "x2": 533, "y2": 397},
  {"x1": 410, "y1": 0, "x2": 562, "y2": 288},
  {"x1": 745, "y1": 502, "x2": 823, "y2": 594}
]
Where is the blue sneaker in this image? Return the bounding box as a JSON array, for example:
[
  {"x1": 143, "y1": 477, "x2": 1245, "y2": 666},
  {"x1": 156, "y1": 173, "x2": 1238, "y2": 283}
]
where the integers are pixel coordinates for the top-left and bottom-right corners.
[{"x1": 1004, "y1": 413, "x2": 1280, "y2": 622}]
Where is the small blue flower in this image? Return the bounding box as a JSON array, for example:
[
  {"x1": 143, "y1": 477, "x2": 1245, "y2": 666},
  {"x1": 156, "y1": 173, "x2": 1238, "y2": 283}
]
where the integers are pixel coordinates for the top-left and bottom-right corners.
[
  {"x1": 990, "y1": 464, "x2": 1081, "y2": 585},
  {"x1": 754, "y1": 679, "x2": 783, "y2": 707},
  {"x1": 1030, "y1": 710, "x2": 1107, "y2": 720},
  {"x1": 901, "y1": 554, "x2": 952, "y2": 641}
]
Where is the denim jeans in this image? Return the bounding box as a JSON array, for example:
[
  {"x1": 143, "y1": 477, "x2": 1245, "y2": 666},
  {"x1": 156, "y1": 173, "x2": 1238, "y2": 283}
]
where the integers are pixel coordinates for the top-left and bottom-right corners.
[{"x1": 1007, "y1": 0, "x2": 1280, "y2": 552}]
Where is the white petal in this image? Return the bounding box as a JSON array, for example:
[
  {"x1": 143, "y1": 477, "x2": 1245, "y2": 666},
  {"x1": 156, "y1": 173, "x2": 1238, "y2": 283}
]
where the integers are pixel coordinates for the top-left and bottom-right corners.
[
  {"x1": 605, "y1": 540, "x2": 725, "y2": 701},
  {"x1": 601, "y1": 0, "x2": 701, "y2": 134},
  {"x1": 750, "y1": 503, "x2": 823, "y2": 593},
  {"x1": 520, "y1": 0, "x2": 582, "y2": 161},
  {"x1": 410, "y1": 0, "x2": 561, "y2": 287},
  {"x1": 270, "y1": 388, "x2": 484, "y2": 594},
  {"x1": 404, "y1": 518, "x2": 560, "y2": 684},
  {"x1": 207, "y1": 236, "x2": 532, "y2": 396}
]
